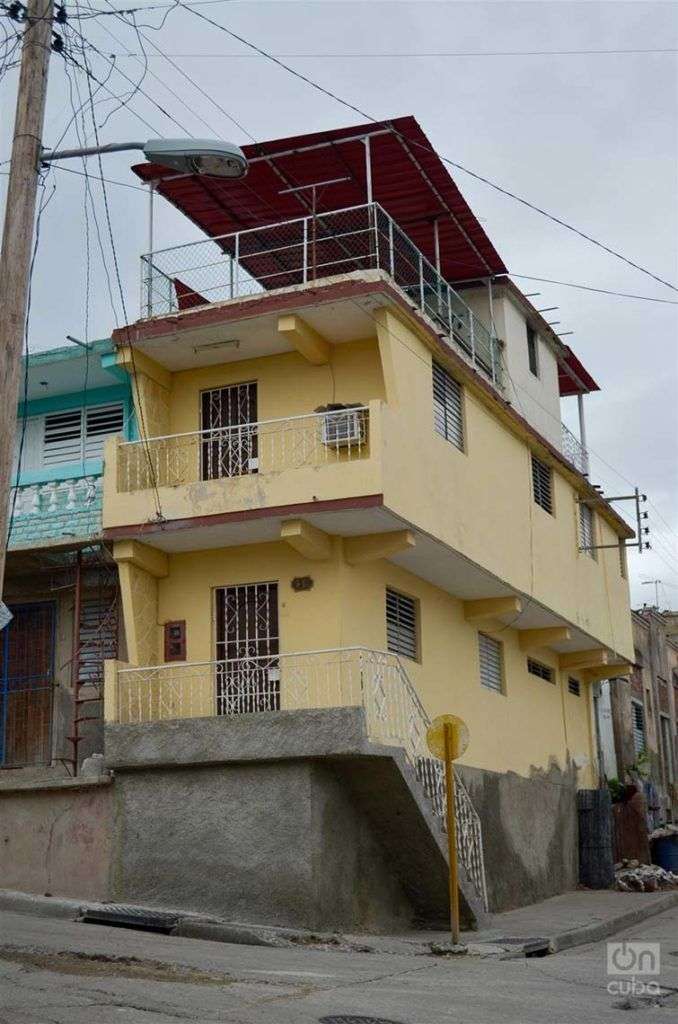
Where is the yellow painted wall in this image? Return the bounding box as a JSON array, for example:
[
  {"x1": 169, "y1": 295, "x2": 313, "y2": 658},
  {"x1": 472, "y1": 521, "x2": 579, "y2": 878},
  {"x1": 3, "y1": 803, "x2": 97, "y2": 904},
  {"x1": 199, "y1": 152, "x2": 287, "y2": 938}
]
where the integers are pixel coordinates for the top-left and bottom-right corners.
[
  {"x1": 374, "y1": 309, "x2": 633, "y2": 661},
  {"x1": 114, "y1": 538, "x2": 598, "y2": 784},
  {"x1": 105, "y1": 303, "x2": 632, "y2": 663}
]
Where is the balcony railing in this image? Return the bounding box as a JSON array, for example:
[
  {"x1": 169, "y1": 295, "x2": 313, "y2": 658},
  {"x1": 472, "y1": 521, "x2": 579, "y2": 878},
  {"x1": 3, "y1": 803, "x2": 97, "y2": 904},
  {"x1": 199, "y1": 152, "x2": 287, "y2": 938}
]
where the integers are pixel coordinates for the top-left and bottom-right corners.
[
  {"x1": 9, "y1": 475, "x2": 102, "y2": 547},
  {"x1": 117, "y1": 406, "x2": 369, "y2": 493},
  {"x1": 112, "y1": 645, "x2": 488, "y2": 909},
  {"x1": 141, "y1": 202, "x2": 503, "y2": 389},
  {"x1": 561, "y1": 422, "x2": 589, "y2": 476}
]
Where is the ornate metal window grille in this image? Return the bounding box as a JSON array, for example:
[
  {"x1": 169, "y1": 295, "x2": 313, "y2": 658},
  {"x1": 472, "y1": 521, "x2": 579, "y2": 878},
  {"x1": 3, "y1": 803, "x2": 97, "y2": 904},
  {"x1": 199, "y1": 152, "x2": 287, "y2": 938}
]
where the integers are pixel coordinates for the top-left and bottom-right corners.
[
  {"x1": 214, "y1": 582, "x2": 279, "y2": 715},
  {"x1": 200, "y1": 382, "x2": 258, "y2": 481}
]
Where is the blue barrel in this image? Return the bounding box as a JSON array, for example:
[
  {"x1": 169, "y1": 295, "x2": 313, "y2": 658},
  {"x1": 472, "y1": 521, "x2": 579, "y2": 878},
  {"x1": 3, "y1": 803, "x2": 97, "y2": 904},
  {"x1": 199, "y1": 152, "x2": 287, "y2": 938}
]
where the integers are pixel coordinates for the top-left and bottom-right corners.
[{"x1": 652, "y1": 835, "x2": 678, "y2": 872}]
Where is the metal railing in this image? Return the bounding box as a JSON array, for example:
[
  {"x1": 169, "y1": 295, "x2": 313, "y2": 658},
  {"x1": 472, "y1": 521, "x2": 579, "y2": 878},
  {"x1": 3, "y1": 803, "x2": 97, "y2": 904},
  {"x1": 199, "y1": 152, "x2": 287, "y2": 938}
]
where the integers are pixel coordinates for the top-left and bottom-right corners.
[
  {"x1": 117, "y1": 407, "x2": 370, "y2": 493},
  {"x1": 115, "y1": 645, "x2": 488, "y2": 909},
  {"x1": 141, "y1": 202, "x2": 502, "y2": 389},
  {"x1": 561, "y1": 422, "x2": 589, "y2": 475}
]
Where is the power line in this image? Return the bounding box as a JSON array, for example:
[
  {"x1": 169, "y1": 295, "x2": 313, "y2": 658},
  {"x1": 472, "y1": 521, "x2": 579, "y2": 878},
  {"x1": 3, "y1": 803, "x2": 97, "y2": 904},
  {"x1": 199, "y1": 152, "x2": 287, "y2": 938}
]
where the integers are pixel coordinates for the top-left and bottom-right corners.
[
  {"x1": 85, "y1": 1, "x2": 221, "y2": 135},
  {"x1": 111, "y1": 4, "x2": 254, "y2": 139},
  {"x1": 66, "y1": 20, "x2": 195, "y2": 135},
  {"x1": 103, "y1": 47, "x2": 678, "y2": 58},
  {"x1": 509, "y1": 275, "x2": 678, "y2": 306},
  {"x1": 67, "y1": 22, "x2": 165, "y2": 522},
  {"x1": 180, "y1": 4, "x2": 678, "y2": 296}
]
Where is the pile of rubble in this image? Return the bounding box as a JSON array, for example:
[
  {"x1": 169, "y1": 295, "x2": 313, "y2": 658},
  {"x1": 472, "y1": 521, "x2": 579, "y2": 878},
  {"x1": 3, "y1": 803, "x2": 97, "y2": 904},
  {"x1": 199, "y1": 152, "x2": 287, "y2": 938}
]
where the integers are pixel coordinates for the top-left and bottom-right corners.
[{"x1": 615, "y1": 859, "x2": 678, "y2": 892}]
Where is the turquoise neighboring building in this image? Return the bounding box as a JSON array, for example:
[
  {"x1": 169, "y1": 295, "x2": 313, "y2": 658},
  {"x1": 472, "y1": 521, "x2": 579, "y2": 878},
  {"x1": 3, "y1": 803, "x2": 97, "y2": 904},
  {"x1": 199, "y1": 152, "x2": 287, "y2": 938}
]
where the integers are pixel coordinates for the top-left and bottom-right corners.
[
  {"x1": 10, "y1": 339, "x2": 135, "y2": 550},
  {"x1": 2, "y1": 340, "x2": 132, "y2": 772}
]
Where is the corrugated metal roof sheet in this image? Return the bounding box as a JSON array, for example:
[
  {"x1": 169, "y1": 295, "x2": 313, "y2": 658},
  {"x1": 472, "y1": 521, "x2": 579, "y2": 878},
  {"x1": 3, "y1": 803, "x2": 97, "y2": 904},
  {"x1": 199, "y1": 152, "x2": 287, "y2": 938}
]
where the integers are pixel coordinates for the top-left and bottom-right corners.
[{"x1": 132, "y1": 115, "x2": 507, "y2": 282}]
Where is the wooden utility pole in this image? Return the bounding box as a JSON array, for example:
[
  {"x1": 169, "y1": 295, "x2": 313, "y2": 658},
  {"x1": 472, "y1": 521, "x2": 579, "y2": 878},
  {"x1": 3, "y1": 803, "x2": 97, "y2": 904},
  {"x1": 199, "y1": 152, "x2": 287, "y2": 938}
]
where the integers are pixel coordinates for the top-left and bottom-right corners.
[{"x1": 0, "y1": 0, "x2": 55, "y2": 594}]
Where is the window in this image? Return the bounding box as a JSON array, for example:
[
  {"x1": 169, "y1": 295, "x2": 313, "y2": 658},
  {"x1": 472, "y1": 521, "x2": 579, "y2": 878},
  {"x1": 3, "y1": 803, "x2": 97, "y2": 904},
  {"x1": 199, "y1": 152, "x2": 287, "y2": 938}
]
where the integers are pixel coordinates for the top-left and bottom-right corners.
[
  {"x1": 43, "y1": 402, "x2": 124, "y2": 467},
  {"x1": 527, "y1": 658, "x2": 554, "y2": 683},
  {"x1": 568, "y1": 677, "x2": 581, "y2": 696},
  {"x1": 631, "y1": 700, "x2": 646, "y2": 756},
  {"x1": 660, "y1": 715, "x2": 675, "y2": 783},
  {"x1": 531, "y1": 454, "x2": 553, "y2": 514},
  {"x1": 526, "y1": 325, "x2": 539, "y2": 377},
  {"x1": 386, "y1": 588, "x2": 418, "y2": 660},
  {"x1": 579, "y1": 502, "x2": 596, "y2": 559},
  {"x1": 478, "y1": 633, "x2": 503, "y2": 693},
  {"x1": 433, "y1": 361, "x2": 464, "y2": 450},
  {"x1": 619, "y1": 540, "x2": 628, "y2": 579}
]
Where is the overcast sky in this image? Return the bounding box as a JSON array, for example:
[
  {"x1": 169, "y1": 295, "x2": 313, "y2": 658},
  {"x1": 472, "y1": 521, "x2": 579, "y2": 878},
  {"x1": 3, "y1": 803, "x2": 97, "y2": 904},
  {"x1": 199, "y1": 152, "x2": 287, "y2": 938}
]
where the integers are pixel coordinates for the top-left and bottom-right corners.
[{"x1": 1, "y1": 0, "x2": 676, "y2": 606}]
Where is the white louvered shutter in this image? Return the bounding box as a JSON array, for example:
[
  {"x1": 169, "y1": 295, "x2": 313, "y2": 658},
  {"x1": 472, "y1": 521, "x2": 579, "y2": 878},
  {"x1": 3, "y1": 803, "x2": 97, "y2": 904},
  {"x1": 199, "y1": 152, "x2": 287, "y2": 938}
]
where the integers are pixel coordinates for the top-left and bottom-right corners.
[
  {"x1": 85, "y1": 403, "x2": 125, "y2": 458},
  {"x1": 43, "y1": 410, "x2": 83, "y2": 466}
]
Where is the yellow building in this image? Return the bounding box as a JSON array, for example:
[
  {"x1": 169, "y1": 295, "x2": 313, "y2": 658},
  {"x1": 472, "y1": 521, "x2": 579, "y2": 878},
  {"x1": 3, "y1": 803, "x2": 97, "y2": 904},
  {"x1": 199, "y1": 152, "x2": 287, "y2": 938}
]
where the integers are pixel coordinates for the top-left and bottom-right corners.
[{"x1": 101, "y1": 117, "x2": 634, "y2": 918}]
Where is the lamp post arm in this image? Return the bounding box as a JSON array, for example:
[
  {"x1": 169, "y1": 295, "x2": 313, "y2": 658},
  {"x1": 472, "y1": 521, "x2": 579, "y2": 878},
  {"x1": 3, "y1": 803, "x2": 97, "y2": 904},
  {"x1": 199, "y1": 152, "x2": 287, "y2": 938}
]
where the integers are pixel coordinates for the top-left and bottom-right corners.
[{"x1": 41, "y1": 141, "x2": 146, "y2": 164}]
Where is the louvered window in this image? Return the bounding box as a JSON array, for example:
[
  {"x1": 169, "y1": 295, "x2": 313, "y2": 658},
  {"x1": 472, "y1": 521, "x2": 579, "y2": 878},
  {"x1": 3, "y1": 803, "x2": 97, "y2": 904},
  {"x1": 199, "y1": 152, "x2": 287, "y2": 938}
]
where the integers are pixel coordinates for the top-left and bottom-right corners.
[
  {"x1": 528, "y1": 657, "x2": 554, "y2": 683},
  {"x1": 85, "y1": 404, "x2": 125, "y2": 458},
  {"x1": 531, "y1": 454, "x2": 553, "y2": 514},
  {"x1": 568, "y1": 677, "x2": 581, "y2": 696},
  {"x1": 43, "y1": 403, "x2": 124, "y2": 466},
  {"x1": 631, "y1": 700, "x2": 646, "y2": 755},
  {"x1": 579, "y1": 502, "x2": 596, "y2": 558},
  {"x1": 386, "y1": 588, "x2": 418, "y2": 660},
  {"x1": 478, "y1": 633, "x2": 503, "y2": 693},
  {"x1": 432, "y1": 361, "x2": 464, "y2": 450},
  {"x1": 526, "y1": 325, "x2": 539, "y2": 377}
]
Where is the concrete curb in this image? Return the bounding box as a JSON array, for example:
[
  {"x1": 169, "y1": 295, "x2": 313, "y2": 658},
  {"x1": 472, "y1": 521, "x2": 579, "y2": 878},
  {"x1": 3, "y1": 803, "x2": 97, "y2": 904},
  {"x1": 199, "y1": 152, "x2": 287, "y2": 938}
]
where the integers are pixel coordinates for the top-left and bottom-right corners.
[
  {"x1": 0, "y1": 887, "x2": 677, "y2": 958},
  {"x1": 548, "y1": 890, "x2": 678, "y2": 954}
]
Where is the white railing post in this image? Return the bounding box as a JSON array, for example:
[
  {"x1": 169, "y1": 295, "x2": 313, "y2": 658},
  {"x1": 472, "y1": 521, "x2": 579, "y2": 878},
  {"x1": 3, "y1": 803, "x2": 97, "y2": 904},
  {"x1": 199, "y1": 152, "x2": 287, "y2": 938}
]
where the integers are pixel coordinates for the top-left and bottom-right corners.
[
  {"x1": 419, "y1": 253, "x2": 425, "y2": 310},
  {"x1": 388, "y1": 215, "x2": 394, "y2": 278},
  {"x1": 469, "y1": 312, "x2": 476, "y2": 364},
  {"x1": 234, "y1": 231, "x2": 240, "y2": 297},
  {"x1": 302, "y1": 216, "x2": 308, "y2": 284}
]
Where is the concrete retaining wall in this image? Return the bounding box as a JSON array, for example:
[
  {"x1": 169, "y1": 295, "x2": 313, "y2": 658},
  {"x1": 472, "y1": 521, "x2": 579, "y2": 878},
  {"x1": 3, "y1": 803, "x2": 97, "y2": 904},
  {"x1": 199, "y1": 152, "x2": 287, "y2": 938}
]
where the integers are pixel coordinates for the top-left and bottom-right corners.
[
  {"x1": 0, "y1": 778, "x2": 114, "y2": 901},
  {"x1": 457, "y1": 762, "x2": 578, "y2": 912},
  {"x1": 110, "y1": 760, "x2": 413, "y2": 932}
]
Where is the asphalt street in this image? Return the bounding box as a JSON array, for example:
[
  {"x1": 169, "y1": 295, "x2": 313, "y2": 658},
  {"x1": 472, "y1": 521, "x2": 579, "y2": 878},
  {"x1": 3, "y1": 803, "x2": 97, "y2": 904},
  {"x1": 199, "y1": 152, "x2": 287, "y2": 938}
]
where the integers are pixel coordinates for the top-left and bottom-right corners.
[{"x1": 0, "y1": 905, "x2": 677, "y2": 1023}]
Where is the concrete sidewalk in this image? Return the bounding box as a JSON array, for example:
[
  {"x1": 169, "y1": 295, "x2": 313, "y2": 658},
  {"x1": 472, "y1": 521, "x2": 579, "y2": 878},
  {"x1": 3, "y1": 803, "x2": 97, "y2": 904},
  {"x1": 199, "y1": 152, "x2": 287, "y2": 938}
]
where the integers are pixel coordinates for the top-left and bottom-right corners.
[{"x1": 1, "y1": 886, "x2": 676, "y2": 959}]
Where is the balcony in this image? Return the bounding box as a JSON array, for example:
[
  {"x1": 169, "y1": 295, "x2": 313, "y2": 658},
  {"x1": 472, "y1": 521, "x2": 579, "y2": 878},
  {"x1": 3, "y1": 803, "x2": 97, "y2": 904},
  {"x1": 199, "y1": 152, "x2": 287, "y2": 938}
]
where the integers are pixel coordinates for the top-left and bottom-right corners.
[
  {"x1": 141, "y1": 202, "x2": 503, "y2": 390},
  {"x1": 106, "y1": 645, "x2": 487, "y2": 909},
  {"x1": 9, "y1": 474, "x2": 102, "y2": 548},
  {"x1": 560, "y1": 422, "x2": 589, "y2": 476},
  {"x1": 117, "y1": 407, "x2": 369, "y2": 494}
]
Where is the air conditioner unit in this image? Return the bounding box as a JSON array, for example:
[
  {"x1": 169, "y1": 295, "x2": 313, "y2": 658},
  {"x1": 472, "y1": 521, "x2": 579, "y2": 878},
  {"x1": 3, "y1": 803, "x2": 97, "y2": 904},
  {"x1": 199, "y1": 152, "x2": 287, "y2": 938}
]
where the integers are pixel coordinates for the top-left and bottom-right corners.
[{"x1": 320, "y1": 405, "x2": 365, "y2": 447}]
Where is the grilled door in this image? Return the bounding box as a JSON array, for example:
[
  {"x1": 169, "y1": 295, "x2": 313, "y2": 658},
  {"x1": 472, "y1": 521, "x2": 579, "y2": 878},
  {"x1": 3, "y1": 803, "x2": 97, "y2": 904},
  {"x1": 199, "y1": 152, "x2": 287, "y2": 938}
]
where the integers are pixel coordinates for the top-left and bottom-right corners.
[
  {"x1": 215, "y1": 582, "x2": 279, "y2": 714},
  {"x1": 201, "y1": 382, "x2": 257, "y2": 481},
  {"x1": 0, "y1": 602, "x2": 55, "y2": 766}
]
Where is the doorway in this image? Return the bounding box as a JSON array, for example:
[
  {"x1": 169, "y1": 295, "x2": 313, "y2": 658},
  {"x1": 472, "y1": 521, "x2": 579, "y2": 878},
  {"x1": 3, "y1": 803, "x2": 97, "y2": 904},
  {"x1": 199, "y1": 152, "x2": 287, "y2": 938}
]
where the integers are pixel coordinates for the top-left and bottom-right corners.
[{"x1": 214, "y1": 582, "x2": 279, "y2": 715}]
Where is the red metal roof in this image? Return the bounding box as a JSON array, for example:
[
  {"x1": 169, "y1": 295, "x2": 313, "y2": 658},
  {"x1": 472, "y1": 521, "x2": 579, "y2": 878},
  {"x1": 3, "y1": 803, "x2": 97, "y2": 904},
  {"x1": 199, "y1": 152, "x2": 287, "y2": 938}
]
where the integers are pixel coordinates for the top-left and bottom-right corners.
[
  {"x1": 133, "y1": 115, "x2": 507, "y2": 283},
  {"x1": 558, "y1": 346, "x2": 600, "y2": 396}
]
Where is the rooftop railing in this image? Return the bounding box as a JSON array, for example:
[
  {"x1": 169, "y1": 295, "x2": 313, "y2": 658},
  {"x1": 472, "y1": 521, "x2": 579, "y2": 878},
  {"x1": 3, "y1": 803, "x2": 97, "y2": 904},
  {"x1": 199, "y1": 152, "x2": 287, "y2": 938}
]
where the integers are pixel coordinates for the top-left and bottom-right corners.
[
  {"x1": 561, "y1": 422, "x2": 589, "y2": 476},
  {"x1": 113, "y1": 645, "x2": 488, "y2": 909},
  {"x1": 141, "y1": 202, "x2": 502, "y2": 389}
]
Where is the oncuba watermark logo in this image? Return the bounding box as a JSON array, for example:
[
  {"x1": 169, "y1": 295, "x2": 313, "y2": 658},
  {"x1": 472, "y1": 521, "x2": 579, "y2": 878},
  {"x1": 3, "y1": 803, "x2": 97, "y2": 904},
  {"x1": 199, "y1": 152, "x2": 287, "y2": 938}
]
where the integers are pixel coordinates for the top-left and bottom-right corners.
[{"x1": 606, "y1": 941, "x2": 661, "y2": 997}]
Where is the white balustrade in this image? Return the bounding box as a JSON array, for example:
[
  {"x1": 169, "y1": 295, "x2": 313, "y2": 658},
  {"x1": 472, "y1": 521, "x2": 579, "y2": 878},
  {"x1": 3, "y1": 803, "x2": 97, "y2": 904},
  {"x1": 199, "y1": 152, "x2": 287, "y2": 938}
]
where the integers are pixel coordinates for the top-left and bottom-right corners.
[
  {"x1": 10, "y1": 475, "x2": 102, "y2": 518},
  {"x1": 117, "y1": 407, "x2": 370, "y2": 494}
]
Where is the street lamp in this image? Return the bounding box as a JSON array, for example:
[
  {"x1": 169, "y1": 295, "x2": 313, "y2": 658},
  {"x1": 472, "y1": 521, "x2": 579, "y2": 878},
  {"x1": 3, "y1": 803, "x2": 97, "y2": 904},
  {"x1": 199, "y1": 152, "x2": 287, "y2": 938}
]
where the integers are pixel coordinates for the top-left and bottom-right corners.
[{"x1": 40, "y1": 137, "x2": 248, "y2": 179}]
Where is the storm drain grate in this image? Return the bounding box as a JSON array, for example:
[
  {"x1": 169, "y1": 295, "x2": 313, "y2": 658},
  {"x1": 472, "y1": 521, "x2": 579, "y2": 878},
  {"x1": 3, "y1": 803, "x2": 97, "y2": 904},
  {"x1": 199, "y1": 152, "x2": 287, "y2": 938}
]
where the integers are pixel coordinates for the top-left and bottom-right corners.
[
  {"x1": 319, "y1": 1018, "x2": 406, "y2": 1024},
  {"x1": 80, "y1": 905, "x2": 180, "y2": 934}
]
